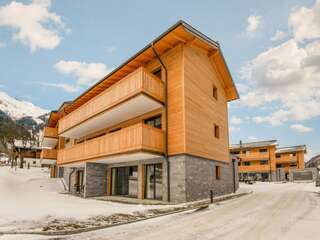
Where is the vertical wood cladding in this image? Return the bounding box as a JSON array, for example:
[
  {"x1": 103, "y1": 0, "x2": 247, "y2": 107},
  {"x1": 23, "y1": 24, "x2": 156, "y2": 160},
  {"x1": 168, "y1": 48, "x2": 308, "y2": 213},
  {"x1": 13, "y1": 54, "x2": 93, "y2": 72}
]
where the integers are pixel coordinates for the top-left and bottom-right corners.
[{"x1": 183, "y1": 45, "x2": 230, "y2": 162}]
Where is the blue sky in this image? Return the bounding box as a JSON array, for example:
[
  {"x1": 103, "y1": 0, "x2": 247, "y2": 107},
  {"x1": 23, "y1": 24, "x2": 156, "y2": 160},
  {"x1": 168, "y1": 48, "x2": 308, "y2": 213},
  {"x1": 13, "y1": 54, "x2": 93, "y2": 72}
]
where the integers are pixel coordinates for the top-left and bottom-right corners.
[{"x1": 0, "y1": 0, "x2": 319, "y2": 159}]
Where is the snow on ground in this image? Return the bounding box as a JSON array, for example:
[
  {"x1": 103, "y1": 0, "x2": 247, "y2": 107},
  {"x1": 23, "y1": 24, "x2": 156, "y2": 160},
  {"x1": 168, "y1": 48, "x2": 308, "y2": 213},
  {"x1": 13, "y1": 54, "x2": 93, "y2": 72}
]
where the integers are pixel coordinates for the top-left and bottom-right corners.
[{"x1": 0, "y1": 166, "x2": 166, "y2": 232}]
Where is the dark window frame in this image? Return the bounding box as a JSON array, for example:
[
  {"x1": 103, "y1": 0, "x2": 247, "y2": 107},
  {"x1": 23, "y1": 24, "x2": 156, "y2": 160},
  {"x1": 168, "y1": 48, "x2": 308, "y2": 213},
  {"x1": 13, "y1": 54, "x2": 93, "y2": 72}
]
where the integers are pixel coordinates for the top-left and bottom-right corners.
[
  {"x1": 215, "y1": 165, "x2": 221, "y2": 180},
  {"x1": 214, "y1": 124, "x2": 220, "y2": 139},
  {"x1": 212, "y1": 84, "x2": 218, "y2": 100}
]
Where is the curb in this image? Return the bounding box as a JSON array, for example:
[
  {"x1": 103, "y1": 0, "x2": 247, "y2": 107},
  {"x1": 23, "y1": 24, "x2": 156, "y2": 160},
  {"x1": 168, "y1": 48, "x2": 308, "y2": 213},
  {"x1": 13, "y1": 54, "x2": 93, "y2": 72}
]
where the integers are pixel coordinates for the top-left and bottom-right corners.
[{"x1": 1, "y1": 191, "x2": 251, "y2": 236}]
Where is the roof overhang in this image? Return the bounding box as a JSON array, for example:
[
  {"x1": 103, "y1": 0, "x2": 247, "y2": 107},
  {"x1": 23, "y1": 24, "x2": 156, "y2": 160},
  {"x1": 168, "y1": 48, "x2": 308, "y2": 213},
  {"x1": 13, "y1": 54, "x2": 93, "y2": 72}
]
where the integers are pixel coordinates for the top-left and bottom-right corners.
[{"x1": 63, "y1": 20, "x2": 239, "y2": 115}]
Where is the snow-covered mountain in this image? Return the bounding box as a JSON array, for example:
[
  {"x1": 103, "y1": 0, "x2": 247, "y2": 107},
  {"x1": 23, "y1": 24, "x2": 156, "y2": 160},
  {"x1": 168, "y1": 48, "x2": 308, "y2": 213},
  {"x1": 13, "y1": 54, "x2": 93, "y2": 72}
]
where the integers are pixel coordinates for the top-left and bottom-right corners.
[
  {"x1": 0, "y1": 91, "x2": 49, "y2": 135},
  {"x1": 0, "y1": 91, "x2": 48, "y2": 123}
]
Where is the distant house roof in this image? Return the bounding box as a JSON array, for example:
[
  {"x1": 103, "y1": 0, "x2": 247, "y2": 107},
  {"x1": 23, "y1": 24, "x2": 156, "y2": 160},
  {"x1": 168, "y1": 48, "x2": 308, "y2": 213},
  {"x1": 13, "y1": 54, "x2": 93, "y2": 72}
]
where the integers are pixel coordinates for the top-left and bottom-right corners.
[
  {"x1": 275, "y1": 145, "x2": 307, "y2": 154},
  {"x1": 230, "y1": 140, "x2": 278, "y2": 150},
  {"x1": 63, "y1": 20, "x2": 239, "y2": 114}
]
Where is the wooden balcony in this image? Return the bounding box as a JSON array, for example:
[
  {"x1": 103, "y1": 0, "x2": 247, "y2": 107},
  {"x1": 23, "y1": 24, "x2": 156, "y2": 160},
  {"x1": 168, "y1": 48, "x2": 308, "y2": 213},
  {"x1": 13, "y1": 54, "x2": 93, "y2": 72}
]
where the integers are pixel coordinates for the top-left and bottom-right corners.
[
  {"x1": 276, "y1": 156, "x2": 297, "y2": 164},
  {"x1": 238, "y1": 152, "x2": 269, "y2": 161},
  {"x1": 239, "y1": 165, "x2": 271, "y2": 173},
  {"x1": 40, "y1": 149, "x2": 57, "y2": 159},
  {"x1": 57, "y1": 123, "x2": 164, "y2": 166},
  {"x1": 42, "y1": 127, "x2": 58, "y2": 148},
  {"x1": 58, "y1": 67, "x2": 164, "y2": 139}
]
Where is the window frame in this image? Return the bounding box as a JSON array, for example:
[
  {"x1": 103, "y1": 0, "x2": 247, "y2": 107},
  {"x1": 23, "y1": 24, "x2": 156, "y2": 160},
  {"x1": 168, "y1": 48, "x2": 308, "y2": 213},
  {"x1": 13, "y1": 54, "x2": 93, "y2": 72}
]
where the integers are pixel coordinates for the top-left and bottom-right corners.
[{"x1": 214, "y1": 124, "x2": 220, "y2": 139}]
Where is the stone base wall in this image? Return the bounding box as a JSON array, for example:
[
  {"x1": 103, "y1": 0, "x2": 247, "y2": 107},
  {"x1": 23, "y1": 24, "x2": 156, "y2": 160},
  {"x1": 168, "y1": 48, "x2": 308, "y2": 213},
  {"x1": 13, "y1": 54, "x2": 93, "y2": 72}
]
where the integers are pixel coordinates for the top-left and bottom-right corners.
[
  {"x1": 169, "y1": 154, "x2": 238, "y2": 203},
  {"x1": 84, "y1": 162, "x2": 108, "y2": 198}
]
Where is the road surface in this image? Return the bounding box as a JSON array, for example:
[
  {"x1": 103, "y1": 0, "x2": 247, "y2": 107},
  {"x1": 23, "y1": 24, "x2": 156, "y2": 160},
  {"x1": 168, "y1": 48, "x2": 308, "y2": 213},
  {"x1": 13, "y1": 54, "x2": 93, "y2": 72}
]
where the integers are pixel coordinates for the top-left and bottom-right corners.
[{"x1": 2, "y1": 182, "x2": 320, "y2": 240}]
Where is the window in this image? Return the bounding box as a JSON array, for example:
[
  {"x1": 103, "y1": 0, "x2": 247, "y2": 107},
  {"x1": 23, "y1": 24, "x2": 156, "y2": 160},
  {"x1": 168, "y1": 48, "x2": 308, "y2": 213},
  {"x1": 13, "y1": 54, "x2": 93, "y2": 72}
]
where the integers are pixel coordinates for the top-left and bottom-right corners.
[
  {"x1": 214, "y1": 124, "x2": 220, "y2": 139},
  {"x1": 290, "y1": 153, "x2": 296, "y2": 157},
  {"x1": 276, "y1": 154, "x2": 281, "y2": 158},
  {"x1": 244, "y1": 162, "x2": 250, "y2": 166},
  {"x1": 231, "y1": 151, "x2": 240, "y2": 155},
  {"x1": 144, "y1": 115, "x2": 162, "y2": 129},
  {"x1": 259, "y1": 148, "x2": 268, "y2": 153},
  {"x1": 290, "y1": 164, "x2": 297, "y2": 167},
  {"x1": 215, "y1": 166, "x2": 221, "y2": 180},
  {"x1": 276, "y1": 164, "x2": 282, "y2": 168},
  {"x1": 260, "y1": 160, "x2": 268, "y2": 165},
  {"x1": 212, "y1": 85, "x2": 218, "y2": 100},
  {"x1": 242, "y1": 150, "x2": 250, "y2": 155},
  {"x1": 152, "y1": 68, "x2": 162, "y2": 79}
]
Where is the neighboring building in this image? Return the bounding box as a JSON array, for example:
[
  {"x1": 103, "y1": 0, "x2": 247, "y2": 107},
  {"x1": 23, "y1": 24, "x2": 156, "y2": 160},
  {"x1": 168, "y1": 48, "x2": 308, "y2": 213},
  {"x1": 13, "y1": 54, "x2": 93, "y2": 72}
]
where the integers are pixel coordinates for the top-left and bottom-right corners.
[
  {"x1": 230, "y1": 140, "x2": 306, "y2": 181},
  {"x1": 275, "y1": 145, "x2": 306, "y2": 180},
  {"x1": 230, "y1": 140, "x2": 277, "y2": 181},
  {"x1": 41, "y1": 21, "x2": 239, "y2": 203},
  {"x1": 14, "y1": 143, "x2": 42, "y2": 168}
]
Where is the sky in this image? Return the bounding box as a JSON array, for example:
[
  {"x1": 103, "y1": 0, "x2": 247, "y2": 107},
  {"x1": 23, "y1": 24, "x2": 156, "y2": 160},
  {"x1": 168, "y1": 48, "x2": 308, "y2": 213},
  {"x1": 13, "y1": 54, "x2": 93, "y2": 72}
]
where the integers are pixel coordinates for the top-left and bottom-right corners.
[{"x1": 0, "y1": 0, "x2": 319, "y2": 160}]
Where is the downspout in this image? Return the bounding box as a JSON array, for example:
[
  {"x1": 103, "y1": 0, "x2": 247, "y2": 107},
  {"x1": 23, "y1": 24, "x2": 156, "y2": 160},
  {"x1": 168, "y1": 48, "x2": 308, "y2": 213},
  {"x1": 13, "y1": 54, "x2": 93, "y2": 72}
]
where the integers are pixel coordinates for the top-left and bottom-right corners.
[
  {"x1": 151, "y1": 43, "x2": 170, "y2": 202},
  {"x1": 69, "y1": 168, "x2": 76, "y2": 193}
]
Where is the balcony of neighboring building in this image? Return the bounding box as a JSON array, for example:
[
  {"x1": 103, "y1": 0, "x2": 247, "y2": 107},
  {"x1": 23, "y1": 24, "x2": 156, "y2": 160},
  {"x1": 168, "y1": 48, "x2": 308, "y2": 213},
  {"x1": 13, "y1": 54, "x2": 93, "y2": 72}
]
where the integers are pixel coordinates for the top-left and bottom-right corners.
[
  {"x1": 276, "y1": 155, "x2": 297, "y2": 164},
  {"x1": 57, "y1": 123, "x2": 164, "y2": 166},
  {"x1": 42, "y1": 127, "x2": 58, "y2": 148},
  {"x1": 58, "y1": 67, "x2": 164, "y2": 139},
  {"x1": 237, "y1": 151, "x2": 270, "y2": 161},
  {"x1": 40, "y1": 149, "x2": 57, "y2": 165},
  {"x1": 239, "y1": 165, "x2": 271, "y2": 173}
]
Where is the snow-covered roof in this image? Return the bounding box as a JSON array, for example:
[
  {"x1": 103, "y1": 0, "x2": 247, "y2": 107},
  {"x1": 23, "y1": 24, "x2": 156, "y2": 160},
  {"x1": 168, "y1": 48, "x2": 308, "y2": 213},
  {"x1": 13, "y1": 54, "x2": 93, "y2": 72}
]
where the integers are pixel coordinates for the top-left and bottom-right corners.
[
  {"x1": 230, "y1": 140, "x2": 277, "y2": 150},
  {"x1": 275, "y1": 145, "x2": 307, "y2": 154}
]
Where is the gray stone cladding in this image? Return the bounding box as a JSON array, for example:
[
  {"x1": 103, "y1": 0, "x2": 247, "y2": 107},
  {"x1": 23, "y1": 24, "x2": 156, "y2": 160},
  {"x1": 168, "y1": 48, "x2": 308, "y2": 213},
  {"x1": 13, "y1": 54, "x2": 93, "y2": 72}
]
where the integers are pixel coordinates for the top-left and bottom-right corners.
[
  {"x1": 168, "y1": 154, "x2": 238, "y2": 203},
  {"x1": 84, "y1": 162, "x2": 108, "y2": 198}
]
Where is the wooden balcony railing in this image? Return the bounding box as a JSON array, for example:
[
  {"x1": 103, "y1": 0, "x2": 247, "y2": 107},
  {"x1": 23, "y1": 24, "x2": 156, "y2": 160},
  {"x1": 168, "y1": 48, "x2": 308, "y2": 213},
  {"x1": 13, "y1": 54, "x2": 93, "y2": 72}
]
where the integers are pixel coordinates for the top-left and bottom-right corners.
[
  {"x1": 276, "y1": 156, "x2": 297, "y2": 164},
  {"x1": 57, "y1": 123, "x2": 164, "y2": 165},
  {"x1": 58, "y1": 67, "x2": 164, "y2": 134},
  {"x1": 40, "y1": 149, "x2": 57, "y2": 159},
  {"x1": 239, "y1": 165, "x2": 271, "y2": 173},
  {"x1": 238, "y1": 152, "x2": 269, "y2": 161},
  {"x1": 43, "y1": 127, "x2": 58, "y2": 139}
]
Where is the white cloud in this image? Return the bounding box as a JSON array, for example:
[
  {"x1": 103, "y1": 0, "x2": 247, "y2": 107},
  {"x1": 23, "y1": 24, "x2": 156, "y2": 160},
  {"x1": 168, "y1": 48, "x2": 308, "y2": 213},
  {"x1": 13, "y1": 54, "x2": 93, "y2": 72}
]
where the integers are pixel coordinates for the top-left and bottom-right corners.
[
  {"x1": 0, "y1": 0, "x2": 66, "y2": 52},
  {"x1": 289, "y1": 0, "x2": 320, "y2": 43},
  {"x1": 246, "y1": 15, "x2": 262, "y2": 34},
  {"x1": 238, "y1": 0, "x2": 320, "y2": 126},
  {"x1": 231, "y1": 116, "x2": 243, "y2": 125},
  {"x1": 0, "y1": 41, "x2": 5, "y2": 48},
  {"x1": 271, "y1": 30, "x2": 287, "y2": 41},
  {"x1": 106, "y1": 46, "x2": 116, "y2": 53},
  {"x1": 54, "y1": 60, "x2": 111, "y2": 87},
  {"x1": 229, "y1": 126, "x2": 240, "y2": 133},
  {"x1": 290, "y1": 124, "x2": 313, "y2": 133},
  {"x1": 36, "y1": 82, "x2": 79, "y2": 93}
]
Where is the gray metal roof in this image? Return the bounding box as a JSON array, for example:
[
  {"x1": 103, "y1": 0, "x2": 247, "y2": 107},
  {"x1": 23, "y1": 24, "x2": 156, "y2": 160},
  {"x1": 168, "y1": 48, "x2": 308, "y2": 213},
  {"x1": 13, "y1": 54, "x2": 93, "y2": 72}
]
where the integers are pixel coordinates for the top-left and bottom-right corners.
[
  {"x1": 230, "y1": 140, "x2": 278, "y2": 150},
  {"x1": 275, "y1": 145, "x2": 307, "y2": 154}
]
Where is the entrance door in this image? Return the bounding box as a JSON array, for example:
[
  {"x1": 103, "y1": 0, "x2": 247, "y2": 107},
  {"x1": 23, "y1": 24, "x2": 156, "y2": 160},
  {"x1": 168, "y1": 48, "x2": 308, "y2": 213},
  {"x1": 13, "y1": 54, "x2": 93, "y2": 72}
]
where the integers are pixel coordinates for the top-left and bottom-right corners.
[{"x1": 145, "y1": 163, "x2": 163, "y2": 200}]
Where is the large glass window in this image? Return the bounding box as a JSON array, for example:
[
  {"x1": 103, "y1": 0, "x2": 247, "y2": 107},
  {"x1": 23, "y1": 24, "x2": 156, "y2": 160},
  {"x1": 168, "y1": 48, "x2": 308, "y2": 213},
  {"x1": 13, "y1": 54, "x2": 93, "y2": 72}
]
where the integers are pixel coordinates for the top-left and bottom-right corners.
[
  {"x1": 145, "y1": 163, "x2": 163, "y2": 200},
  {"x1": 111, "y1": 166, "x2": 138, "y2": 198}
]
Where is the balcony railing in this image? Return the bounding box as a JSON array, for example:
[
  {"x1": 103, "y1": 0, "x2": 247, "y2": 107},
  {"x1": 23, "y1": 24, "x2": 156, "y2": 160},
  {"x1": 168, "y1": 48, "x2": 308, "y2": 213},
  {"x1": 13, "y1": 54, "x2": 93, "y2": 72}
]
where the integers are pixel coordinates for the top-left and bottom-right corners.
[
  {"x1": 57, "y1": 123, "x2": 164, "y2": 165},
  {"x1": 41, "y1": 149, "x2": 57, "y2": 159},
  {"x1": 58, "y1": 67, "x2": 164, "y2": 135},
  {"x1": 238, "y1": 152, "x2": 269, "y2": 161},
  {"x1": 239, "y1": 165, "x2": 271, "y2": 172},
  {"x1": 43, "y1": 127, "x2": 58, "y2": 139},
  {"x1": 276, "y1": 156, "x2": 297, "y2": 164}
]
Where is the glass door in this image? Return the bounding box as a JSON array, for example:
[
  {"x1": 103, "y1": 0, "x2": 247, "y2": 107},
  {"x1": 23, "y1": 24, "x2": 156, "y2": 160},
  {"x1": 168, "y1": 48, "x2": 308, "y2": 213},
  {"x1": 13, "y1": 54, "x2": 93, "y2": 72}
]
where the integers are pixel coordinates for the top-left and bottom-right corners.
[{"x1": 145, "y1": 164, "x2": 163, "y2": 200}]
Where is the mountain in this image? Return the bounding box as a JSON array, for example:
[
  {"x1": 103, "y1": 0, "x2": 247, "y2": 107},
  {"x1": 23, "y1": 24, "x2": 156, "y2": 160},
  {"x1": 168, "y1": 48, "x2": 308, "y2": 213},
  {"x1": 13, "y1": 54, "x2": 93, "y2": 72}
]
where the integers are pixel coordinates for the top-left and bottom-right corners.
[{"x1": 0, "y1": 91, "x2": 49, "y2": 135}]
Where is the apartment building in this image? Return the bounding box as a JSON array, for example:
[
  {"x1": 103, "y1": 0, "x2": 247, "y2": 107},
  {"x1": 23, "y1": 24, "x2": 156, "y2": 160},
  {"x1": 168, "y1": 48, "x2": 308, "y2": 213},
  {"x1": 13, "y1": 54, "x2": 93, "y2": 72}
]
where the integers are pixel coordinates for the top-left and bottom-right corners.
[
  {"x1": 230, "y1": 140, "x2": 277, "y2": 181},
  {"x1": 230, "y1": 140, "x2": 306, "y2": 181},
  {"x1": 275, "y1": 145, "x2": 306, "y2": 179},
  {"x1": 41, "y1": 21, "x2": 239, "y2": 203}
]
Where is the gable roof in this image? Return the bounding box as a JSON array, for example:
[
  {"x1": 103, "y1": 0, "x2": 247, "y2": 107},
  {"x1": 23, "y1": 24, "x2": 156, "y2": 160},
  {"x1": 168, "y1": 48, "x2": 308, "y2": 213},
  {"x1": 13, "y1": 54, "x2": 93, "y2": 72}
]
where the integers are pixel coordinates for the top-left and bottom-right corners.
[
  {"x1": 63, "y1": 20, "x2": 239, "y2": 114},
  {"x1": 230, "y1": 140, "x2": 278, "y2": 150}
]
